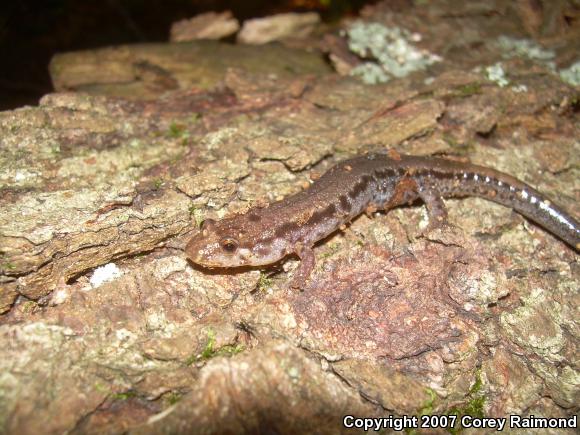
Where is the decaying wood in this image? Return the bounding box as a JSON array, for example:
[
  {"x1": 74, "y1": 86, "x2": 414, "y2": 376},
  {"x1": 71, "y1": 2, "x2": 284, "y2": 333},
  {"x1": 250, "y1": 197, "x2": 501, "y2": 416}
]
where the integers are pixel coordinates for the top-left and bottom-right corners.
[{"x1": 1, "y1": 1, "x2": 578, "y2": 434}]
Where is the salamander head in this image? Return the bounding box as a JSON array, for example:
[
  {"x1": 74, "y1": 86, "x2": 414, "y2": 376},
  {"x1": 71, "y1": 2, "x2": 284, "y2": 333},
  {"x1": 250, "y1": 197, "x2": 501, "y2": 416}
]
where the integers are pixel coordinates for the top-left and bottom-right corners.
[{"x1": 185, "y1": 214, "x2": 290, "y2": 268}]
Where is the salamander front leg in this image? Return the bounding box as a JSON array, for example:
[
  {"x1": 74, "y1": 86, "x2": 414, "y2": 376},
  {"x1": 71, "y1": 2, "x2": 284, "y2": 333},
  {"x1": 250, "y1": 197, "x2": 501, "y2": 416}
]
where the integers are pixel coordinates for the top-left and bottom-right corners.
[{"x1": 289, "y1": 243, "x2": 315, "y2": 289}]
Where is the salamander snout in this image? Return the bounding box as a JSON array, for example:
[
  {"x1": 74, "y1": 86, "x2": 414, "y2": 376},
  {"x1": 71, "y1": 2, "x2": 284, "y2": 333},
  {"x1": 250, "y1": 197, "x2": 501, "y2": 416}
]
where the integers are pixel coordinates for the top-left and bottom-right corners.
[
  {"x1": 184, "y1": 219, "x2": 257, "y2": 268},
  {"x1": 185, "y1": 234, "x2": 246, "y2": 268}
]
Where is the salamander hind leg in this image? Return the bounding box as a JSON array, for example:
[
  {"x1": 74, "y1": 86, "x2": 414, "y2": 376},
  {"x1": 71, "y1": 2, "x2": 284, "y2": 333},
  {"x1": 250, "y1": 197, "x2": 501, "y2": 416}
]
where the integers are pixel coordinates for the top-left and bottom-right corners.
[
  {"x1": 289, "y1": 243, "x2": 316, "y2": 290},
  {"x1": 416, "y1": 182, "x2": 451, "y2": 232},
  {"x1": 415, "y1": 181, "x2": 469, "y2": 246}
]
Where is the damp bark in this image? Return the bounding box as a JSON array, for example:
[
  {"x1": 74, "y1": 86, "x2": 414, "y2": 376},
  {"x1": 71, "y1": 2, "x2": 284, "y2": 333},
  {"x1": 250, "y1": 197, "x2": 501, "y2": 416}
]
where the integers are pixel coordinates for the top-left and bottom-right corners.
[{"x1": 0, "y1": 1, "x2": 578, "y2": 434}]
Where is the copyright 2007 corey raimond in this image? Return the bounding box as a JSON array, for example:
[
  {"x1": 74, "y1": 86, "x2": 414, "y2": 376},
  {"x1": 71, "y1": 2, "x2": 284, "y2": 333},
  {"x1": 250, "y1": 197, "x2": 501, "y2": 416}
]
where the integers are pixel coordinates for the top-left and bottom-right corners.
[{"x1": 343, "y1": 414, "x2": 577, "y2": 432}]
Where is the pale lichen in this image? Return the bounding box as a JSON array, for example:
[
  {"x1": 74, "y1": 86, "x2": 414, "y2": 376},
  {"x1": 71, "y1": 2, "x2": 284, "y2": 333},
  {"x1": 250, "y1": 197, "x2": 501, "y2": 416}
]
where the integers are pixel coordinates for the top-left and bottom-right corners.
[
  {"x1": 89, "y1": 263, "x2": 123, "y2": 288},
  {"x1": 484, "y1": 63, "x2": 510, "y2": 87},
  {"x1": 500, "y1": 288, "x2": 565, "y2": 361},
  {"x1": 496, "y1": 36, "x2": 555, "y2": 63},
  {"x1": 345, "y1": 21, "x2": 441, "y2": 84},
  {"x1": 559, "y1": 60, "x2": 580, "y2": 86}
]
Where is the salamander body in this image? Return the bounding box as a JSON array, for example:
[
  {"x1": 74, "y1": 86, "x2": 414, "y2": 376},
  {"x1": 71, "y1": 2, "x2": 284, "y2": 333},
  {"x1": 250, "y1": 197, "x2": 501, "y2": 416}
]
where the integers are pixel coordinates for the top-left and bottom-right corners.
[{"x1": 185, "y1": 152, "x2": 579, "y2": 287}]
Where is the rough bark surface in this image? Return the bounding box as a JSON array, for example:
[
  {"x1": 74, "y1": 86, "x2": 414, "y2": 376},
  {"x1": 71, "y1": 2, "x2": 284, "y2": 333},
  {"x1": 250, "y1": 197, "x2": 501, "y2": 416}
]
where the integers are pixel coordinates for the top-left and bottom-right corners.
[{"x1": 1, "y1": 1, "x2": 578, "y2": 434}]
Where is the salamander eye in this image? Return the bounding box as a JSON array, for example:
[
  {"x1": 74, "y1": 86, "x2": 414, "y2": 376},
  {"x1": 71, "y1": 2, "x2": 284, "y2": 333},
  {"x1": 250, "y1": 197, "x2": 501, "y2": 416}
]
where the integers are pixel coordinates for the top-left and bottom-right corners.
[{"x1": 220, "y1": 238, "x2": 238, "y2": 253}]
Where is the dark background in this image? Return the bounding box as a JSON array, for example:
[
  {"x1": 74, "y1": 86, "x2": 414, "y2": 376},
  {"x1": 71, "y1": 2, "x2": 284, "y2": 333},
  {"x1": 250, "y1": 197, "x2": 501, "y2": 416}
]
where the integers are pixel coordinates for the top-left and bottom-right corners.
[{"x1": 0, "y1": 0, "x2": 375, "y2": 110}]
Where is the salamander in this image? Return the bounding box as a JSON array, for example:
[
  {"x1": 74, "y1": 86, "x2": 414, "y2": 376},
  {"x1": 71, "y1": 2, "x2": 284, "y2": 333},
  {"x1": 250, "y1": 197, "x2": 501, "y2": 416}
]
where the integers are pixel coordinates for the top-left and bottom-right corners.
[{"x1": 185, "y1": 151, "x2": 579, "y2": 288}]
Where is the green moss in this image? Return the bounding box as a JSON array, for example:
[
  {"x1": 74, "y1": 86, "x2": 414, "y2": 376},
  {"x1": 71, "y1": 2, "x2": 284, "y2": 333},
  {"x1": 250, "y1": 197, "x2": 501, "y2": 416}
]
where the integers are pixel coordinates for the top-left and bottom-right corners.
[
  {"x1": 189, "y1": 206, "x2": 204, "y2": 228},
  {"x1": 404, "y1": 388, "x2": 438, "y2": 435},
  {"x1": 462, "y1": 395, "x2": 485, "y2": 418},
  {"x1": 152, "y1": 178, "x2": 163, "y2": 190},
  {"x1": 417, "y1": 90, "x2": 435, "y2": 100},
  {"x1": 186, "y1": 329, "x2": 244, "y2": 365},
  {"x1": 420, "y1": 387, "x2": 437, "y2": 415},
  {"x1": 468, "y1": 369, "x2": 483, "y2": 395},
  {"x1": 455, "y1": 83, "x2": 481, "y2": 97},
  {"x1": 442, "y1": 133, "x2": 458, "y2": 147},
  {"x1": 199, "y1": 329, "x2": 217, "y2": 360},
  {"x1": 94, "y1": 382, "x2": 109, "y2": 393},
  {"x1": 164, "y1": 392, "x2": 182, "y2": 406},
  {"x1": 320, "y1": 242, "x2": 341, "y2": 258},
  {"x1": 446, "y1": 369, "x2": 486, "y2": 434},
  {"x1": 112, "y1": 390, "x2": 137, "y2": 401},
  {"x1": 257, "y1": 272, "x2": 273, "y2": 290},
  {"x1": 168, "y1": 122, "x2": 188, "y2": 139},
  {"x1": 2, "y1": 262, "x2": 16, "y2": 270},
  {"x1": 167, "y1": 116, "x2": 198, "y2": 143},
  {"x1": 20, "y1": 301, "x2": 37, "y2": 313},
  {"x1": 442, "y1": 135, "x2": 475, "y2": 154},
  {"x1": 406, "y1": 371, "x2": 486, "y2": 434},
  {"x1": 217, "y1": 343, "x2": 245, "y2": 357}
]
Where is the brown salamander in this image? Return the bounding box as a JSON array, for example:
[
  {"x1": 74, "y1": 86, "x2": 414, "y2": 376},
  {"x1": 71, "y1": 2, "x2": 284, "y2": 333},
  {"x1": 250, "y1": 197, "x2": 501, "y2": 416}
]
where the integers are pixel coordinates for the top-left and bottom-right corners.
[{"x1": 185, "y1": 151, "x2": 579, "y2": 288}]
